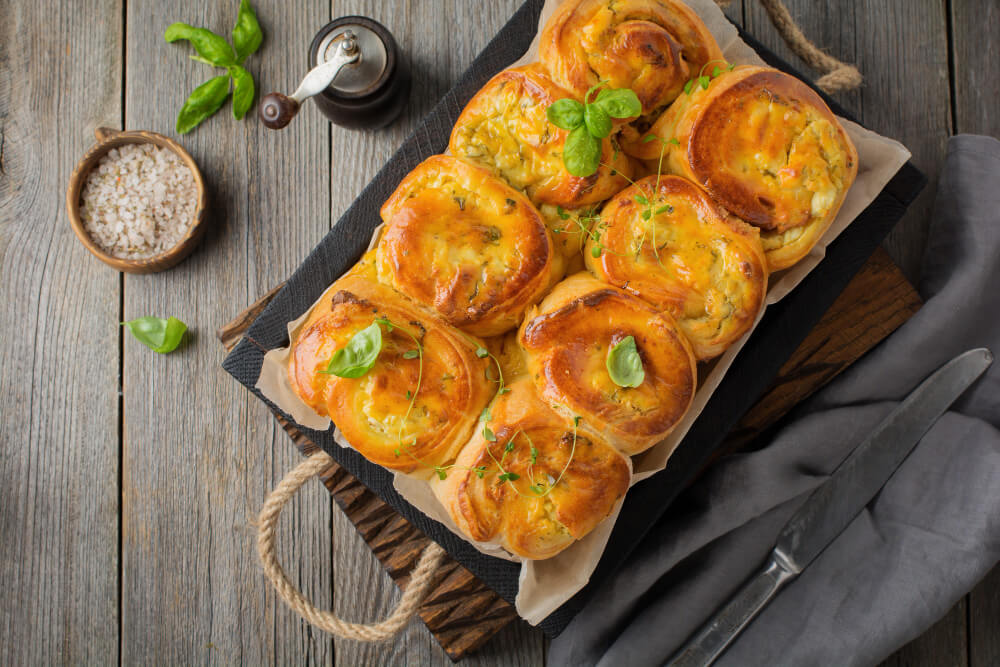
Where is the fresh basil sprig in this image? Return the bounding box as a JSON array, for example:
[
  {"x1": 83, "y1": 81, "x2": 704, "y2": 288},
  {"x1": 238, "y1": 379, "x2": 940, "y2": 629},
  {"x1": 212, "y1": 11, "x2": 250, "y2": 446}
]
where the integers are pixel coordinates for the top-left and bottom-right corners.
[
  {"x1": 176, "y1": 75, "x2": 232, "y2": 134},
  {"x1": 606, "y1": 335, "x2": 645, "y2": 388},
  {"x1": 321, "y1": 321, "x2": 382, "y2": 378},
  {"x1": 546, "y1": 85, "x2": 641, "y2": 177},
  {"x1": 122, "y1": 316, "x2": 188, "y2": 354},
  {"x1": 165, "y1": 0, "x2": 263, "y2": 133}
]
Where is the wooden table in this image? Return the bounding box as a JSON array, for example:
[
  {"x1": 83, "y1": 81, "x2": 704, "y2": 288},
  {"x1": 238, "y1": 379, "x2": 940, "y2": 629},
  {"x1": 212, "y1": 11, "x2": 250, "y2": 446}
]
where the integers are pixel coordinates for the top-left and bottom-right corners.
[{"x1": 1, "y1": 1, "x2": 996, "y2": 664}]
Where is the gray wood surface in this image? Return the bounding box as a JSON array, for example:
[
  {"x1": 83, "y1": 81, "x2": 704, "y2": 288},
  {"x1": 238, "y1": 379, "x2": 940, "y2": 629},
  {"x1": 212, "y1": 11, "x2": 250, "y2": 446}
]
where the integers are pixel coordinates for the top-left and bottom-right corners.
[
  {"x1": 0, "y1": 0, "x2": 996, "y2": 665},
  {"x1": 0, "y1": 1, "x2": 123, "y2": 664}
]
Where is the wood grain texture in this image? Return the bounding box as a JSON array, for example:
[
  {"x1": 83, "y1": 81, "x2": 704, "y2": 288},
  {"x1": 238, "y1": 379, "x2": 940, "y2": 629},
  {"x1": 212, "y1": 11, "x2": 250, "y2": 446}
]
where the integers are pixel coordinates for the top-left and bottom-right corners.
[
  {"x1": 744, "y1": 0, "x2": 951, "y2": 285},
  {"x1": 0, "y1": 1, "x2": 123, "y2": 663},
  {"x1": 121, "y1": 1, "x2": 334, "y2": 664},
  {"x1": 951, "y1": 0, "x2": 1000, "y2": 138},
  {"x1": 951, "y1": 5, "x2": 1000, "y2": 665}
]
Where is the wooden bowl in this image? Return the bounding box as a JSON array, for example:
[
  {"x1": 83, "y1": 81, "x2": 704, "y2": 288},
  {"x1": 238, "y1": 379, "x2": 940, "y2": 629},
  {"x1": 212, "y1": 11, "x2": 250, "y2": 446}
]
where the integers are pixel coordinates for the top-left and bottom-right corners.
[{"x1": 66, "y1": 127, "x2": 208, "y2": 273}]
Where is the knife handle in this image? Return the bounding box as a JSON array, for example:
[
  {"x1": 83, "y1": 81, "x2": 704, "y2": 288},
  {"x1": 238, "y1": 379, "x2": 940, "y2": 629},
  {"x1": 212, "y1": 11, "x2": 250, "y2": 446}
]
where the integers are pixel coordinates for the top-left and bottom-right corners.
[{"x1": 668, "y1": 553, "x2": 798, "y2": 666}]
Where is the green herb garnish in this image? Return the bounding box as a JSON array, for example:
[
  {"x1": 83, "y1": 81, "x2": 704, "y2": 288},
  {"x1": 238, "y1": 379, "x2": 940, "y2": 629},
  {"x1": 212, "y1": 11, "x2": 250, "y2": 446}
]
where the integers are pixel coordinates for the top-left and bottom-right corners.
[
  {"x1": 606, "y1": 335, "x2": 645, "y2": 388},
  {"x1": 122, "y1": 316, "x2": 188, "y2": 354},
  {"x1": 165, "y1": 0, "x2": 263, "y2": 133},
  {"x1": 546, "y1": 84, "x2": 641, "y2": 177},
  {"x1": 320, "y1": 321, "x2": 382, "y2": 378}
]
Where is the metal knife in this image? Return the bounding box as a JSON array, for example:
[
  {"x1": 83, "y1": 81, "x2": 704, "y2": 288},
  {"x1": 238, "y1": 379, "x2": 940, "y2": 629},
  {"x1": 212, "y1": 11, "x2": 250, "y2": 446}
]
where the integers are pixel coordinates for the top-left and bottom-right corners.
[{"x1": 668, "y1": 347, "x2": 993, "y2": 667}]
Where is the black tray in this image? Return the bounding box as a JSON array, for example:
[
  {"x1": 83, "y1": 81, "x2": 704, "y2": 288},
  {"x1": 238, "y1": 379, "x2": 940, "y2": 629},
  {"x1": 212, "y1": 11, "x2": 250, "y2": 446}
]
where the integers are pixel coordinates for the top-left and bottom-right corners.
[{"x1": 223, "y1": 0, "x2": 925, "y2": 637}]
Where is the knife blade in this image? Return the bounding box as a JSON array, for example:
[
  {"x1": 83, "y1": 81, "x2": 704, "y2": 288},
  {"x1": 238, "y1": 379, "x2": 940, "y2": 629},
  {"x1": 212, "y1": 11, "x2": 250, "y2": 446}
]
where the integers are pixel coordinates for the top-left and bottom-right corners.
[{"x1": 669, "y1": 347, "x2": 993, "y2": 667}]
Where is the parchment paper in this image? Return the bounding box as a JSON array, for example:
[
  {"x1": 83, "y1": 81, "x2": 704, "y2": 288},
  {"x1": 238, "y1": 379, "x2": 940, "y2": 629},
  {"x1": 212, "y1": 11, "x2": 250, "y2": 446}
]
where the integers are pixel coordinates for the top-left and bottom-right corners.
[{"x1": 256, "y1": 0, "x2": 911, "y2": 625}]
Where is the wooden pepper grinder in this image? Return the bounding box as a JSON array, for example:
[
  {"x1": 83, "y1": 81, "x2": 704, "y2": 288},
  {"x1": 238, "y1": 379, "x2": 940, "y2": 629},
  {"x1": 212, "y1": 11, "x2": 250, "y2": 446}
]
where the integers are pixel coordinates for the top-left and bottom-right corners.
[{"x1": 260, "y1": 17, "x2": 410, "y2": 130}]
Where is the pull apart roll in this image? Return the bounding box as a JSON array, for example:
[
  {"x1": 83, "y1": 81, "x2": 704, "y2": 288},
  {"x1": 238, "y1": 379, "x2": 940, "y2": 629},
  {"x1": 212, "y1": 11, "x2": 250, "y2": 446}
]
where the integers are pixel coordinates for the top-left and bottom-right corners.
[
  {"x1": 636, "y1": 65, "x2": 859, "y2": 271},
  {"x1": 540, "y1": 0, "x2": 723, "y2": 151},
  {"x1": 288, "y1": 275, "x2": 493, "y2": 476},
  {"x1": 377, "y1": 155, "x2": 560, "y2": 337},
  {"x1": 449, "y1": 64, "x2": 633, "y2": 209},
  {"x1": 586, "y1": 175, "x2": 767, "y2": 360},
  {"x1": 432, "y1": 378, "x2": 631, "y2": 560},
  {"x1": 518, "y1": 272, "x2": 697, "y2": 455}
]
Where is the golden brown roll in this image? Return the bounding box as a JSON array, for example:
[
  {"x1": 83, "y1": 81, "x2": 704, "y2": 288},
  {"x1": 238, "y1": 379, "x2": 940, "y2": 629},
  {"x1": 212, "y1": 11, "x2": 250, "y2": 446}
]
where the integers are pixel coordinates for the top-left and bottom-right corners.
[
  {"x1": 635, "y1": 65, "x2": 859, "y2": 271},
  {"x1": 377, "y1": 155, "x2": 560, "y2": 337},
  {"x1": 518, "y1": 272, "x2": 697, "y2": 454},
  {"x1": 449, "y1": 64, "x2": 633, "y2": 209},
  {"x1": 539, "y1": 0, "x2": 723, "y2": 118},
  {"x1": 432, "y1": 378, "x2": 630, "y2": 560},
  {"x1": 288, "y1": 274, "x2": 493, "y2": 476},
  {"x1": 586, "y1": 175, "x2": 767, "y2": 359}
]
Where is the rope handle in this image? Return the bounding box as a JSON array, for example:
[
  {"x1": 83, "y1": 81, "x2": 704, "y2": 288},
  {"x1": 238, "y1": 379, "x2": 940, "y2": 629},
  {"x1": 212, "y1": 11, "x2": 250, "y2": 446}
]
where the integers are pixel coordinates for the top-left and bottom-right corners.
[
  {"x1": 256, "y1": 451, "x2": 447, "y2": 642},
  {"x1": 718, "y1": 0, "x2": 862, "y2": 94}
]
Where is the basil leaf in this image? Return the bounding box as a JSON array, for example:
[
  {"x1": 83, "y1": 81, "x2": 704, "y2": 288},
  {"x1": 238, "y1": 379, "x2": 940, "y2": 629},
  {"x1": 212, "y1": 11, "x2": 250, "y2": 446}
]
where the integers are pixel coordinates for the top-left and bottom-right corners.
[
  {"x1": 584, "y1": 104, "x2": 612, "y2": 139},
  {"x1": 321, "y1": 321, "x2": 382, "y2": 378},
  {"x1": 165, "y1": 23, "x2": 235, "y2": 66},
  {"x1": 231, "y1": 0, "x2": 263, "y2": 64},
  {"x1": 547, "y1": 98, "x2": 585, "y2": 130},
  {"x1": 229, "y1": 65, "x2": 254, "y2": 119},
  {"x1": 122, "y1": 316, "x2": 187, "y2": 354},
  {"x1": 606, "y1": 335, "x2": 645, "y2": 388},
  {"x1": 563, "y1": 125, "x2": 601, "y2": 177},
  {"x1": 176, "y1": 75, "x2": 231, "y2": 134},
  {"x1": 594, "y1": 88, "x2": 641, "y2": 119}
]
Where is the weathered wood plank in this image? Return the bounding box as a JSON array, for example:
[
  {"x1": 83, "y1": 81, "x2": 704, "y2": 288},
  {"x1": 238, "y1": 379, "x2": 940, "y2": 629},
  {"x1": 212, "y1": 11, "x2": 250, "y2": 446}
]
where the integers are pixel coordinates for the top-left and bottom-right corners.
[
  {"x1": 951, "y1": 0, "x2": 1000, "y2": 138},
  {"x1": 0, "y1": 1, "x2": 122, "y2": 664},
  {"x1": 745, "y1": 0, "x2": 951, "y2": 285},
  {"x1": 120, "y1": 1, "x2": 333, "y2": 663},
  {"x1": 881, "y1": 600, "x2": 968, "y2": 667},
  {"x1": 952, "y1": 4, "x2": 1000, "y2": 665},
  {"x1": 969, "y1": 567, "x2": 1000, "y2": 667},
  {"x1": 323, "y1": 1, "x2": 547, "y2": 664}
]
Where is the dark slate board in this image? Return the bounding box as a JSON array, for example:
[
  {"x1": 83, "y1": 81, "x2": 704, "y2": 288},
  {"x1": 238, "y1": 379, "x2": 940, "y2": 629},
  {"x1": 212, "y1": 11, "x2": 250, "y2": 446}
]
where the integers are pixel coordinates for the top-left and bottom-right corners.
[{"x1": 223, "y1": 0, "x2": 925, "y2": 637}]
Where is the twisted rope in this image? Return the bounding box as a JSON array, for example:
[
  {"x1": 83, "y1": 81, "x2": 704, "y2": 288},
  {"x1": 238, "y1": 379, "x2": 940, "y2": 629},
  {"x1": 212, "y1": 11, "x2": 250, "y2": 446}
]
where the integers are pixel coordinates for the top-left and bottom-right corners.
[
  {"x1": 256, "y1": 451, "x2": 447, "y2": 642},
  {"x1": 717, "y1": 0, "x2": 862, "y2": 93}
]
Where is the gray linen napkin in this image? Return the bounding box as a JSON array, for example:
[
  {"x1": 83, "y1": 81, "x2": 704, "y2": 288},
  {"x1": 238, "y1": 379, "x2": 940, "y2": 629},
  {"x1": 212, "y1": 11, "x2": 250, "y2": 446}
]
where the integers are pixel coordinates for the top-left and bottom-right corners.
[{"x1": 550, "y1": 134, "x2": 1000, "y2": 667}]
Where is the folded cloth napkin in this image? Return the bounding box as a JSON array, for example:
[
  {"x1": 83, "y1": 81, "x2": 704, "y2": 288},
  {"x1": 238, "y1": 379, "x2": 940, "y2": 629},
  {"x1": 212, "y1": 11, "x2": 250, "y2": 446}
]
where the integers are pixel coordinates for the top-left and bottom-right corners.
[{"x1": 550, "y1": 134, "x2": 1000, "y2": 667}]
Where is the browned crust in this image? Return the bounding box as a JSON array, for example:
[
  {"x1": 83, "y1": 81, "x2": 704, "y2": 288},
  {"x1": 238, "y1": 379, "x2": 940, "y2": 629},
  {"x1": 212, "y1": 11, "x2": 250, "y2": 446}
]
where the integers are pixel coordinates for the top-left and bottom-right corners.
[
  {"x1": 288, "y1": 275, "x2": 493, "y2": 474},
  {"x1": 377, "y1": 155, "x2": 556, "y2": 337},
  {"x1": 539, "y1": 0, "x2": 723, "y2": 115},
  {"x1": 688, "y1": 69, "x2": 852, "y2": 228},
  {"x1": 448, "y1": 64, "x2": 632, "y2": 208},
  {"x1": 432, "y1": 379, "x2": 630, "y2": 559},
  {"x1": 586, "y1": 175, "x2": 768, "y2": 359},
  {"x1": 517, "y1": 273, "x2": 697, "y2": 455}
]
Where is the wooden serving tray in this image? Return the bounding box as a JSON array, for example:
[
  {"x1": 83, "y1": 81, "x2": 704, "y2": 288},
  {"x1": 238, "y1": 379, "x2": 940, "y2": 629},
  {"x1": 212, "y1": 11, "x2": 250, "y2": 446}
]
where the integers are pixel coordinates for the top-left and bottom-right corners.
[{"x1": 218, "y1": 246, "x2": 920, "y2": 661}]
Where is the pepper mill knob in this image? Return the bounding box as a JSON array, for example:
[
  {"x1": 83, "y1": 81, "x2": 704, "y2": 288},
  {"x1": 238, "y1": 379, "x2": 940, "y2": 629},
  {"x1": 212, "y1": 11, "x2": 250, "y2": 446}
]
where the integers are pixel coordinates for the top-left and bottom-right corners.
[{"x1": 260, "y1": 93, "x2": 300, "y2": 130}]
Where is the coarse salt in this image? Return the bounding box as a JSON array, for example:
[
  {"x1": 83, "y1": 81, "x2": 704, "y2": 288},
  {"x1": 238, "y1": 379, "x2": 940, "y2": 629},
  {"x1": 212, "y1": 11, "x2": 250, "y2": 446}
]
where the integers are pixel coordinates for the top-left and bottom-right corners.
[{"x1": 79, "y1": 143, "x2": 198, "y2": 260}]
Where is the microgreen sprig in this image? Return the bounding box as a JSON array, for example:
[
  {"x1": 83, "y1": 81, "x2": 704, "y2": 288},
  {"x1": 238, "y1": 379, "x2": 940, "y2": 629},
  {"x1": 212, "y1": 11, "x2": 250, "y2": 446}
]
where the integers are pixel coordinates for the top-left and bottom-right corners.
[
  {"x1": 546, "y1": 84, "x2": 641, "y2": 177},
  {"x1": 683, "y1": 60, "x2": 736, "y2": 95},
  {"x1": 551, "y1": 205, "x2": 622, "y2": 259}
]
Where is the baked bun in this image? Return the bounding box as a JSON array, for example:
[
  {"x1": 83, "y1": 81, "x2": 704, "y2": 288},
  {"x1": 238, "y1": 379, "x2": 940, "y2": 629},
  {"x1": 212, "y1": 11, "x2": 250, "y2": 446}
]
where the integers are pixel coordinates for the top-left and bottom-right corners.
[
  {"x1": 288, "y1": 275, "x2": 493, "y2": 476},
  {"x1": 432, "y1": 379, "x2": 630, "y2": 560},
  {"x1": 586, "y1": 175, "x2": 767, "y2": 359},
  {"x1": 518, "y1": 273, "x2": 697, "y2": 454},
  {"x1": 449, "y1": 64, "x2": 633, "y2": 209},
  {"x1": 377, "y1": 155, "x2": 560, "y2": 337},
  {"x1": 539, "y1": 0, "x2": 723, "y2": 119},
  {"x1": 638, "y1": 65, "x2": 858, "y2": 271}
]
